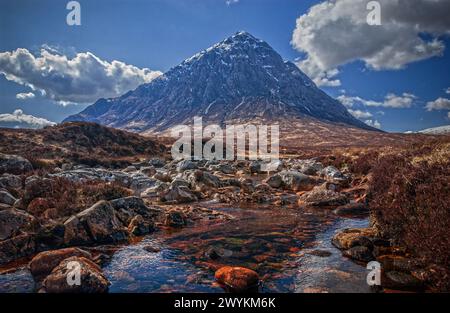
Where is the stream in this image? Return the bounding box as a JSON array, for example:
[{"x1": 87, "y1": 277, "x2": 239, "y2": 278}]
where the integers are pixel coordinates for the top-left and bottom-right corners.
[{"x1": 0, "y1": 205, "x2": 373, "y2": 293}]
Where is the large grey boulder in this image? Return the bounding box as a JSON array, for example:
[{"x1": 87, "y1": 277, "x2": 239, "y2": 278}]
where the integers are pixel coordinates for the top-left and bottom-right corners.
[
  {"x1": 0, "y1": 190, "x2": 17, "y2": 206},
  {"x1": 63, "y1": 200, "x2": 128, "y2": 246},
  {"x1": 0, "y1": 153, "x2": 33, "y2": 174}
]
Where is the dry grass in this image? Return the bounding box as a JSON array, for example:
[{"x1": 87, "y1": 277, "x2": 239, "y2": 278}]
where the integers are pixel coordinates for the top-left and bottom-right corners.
[{"x1": 0, "y1": 122, "x2": 167, "y2": 169}]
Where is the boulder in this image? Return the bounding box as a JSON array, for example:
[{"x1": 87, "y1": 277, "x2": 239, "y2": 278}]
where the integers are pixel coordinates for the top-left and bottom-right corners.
[
  {"x1": 43, "y1": 256, "x2": 109, "y2": 293},
  {"x1": 148, "y1": 158, "x2": 165, "y2": 168},
  {"x1": 161, "y1": 186, "x2": 197, "y2": 203},
  {"x1": 265, "y1": 174, "x2": 283, "y2": 188},
  {"x1": 63, "y1": 200, "x2": 128, "y2": 246},
  {"x1": 321, "y1": 166, "x2": 346, "y2": 181},
  {"x1": 0, "y1": 190, "x2": 17, "y2": 205},
  {"x1": 0, "y1": 208, "x2": 38, "y2": 241},
  {"x1": 300, "y1": 184, "x2": 348, "y2": 207},
  {"x1": 215, "y1": 266, "x2": 259, "y2": 292},
  {"x1": 177, "y1": 160, "x2": 198, "y2": 172},
  {"x1": 0, "y1": 153, "x2": 33, "y2": 174},
  {"x1": 29, "y1": 247, "x2": 92, "y2": 279},
  {"x1": 164, "y1": 210, "x2": 187, "y2": 228},
  {"x1": 343, "y1": 246, "x2": 374, "y2": 262},
  {"x1": 296, "y1": 159, "x2": 323, "y2": 176},
  {"x1": 377, "y1": 255, "x2": 418, "y2": 273},
  {"x1": 0, "y1": 174, "x2": 22, "y2": 189},
  {"x1": 127, "y1": 215, "x2": 155, "y2": 236},
  {"x1": 110, "y1": 196, "x2": 161, "y2": 225},
  {"x1": 140, "y1": 181, "x2": 169, "y2": 199},
  {"x1": 332, "y1": 228, "x2": 377, "y2": 250},
  {"x1": 140, "y1": 166, "x2": 156, "y2": 176},
  {"x1": 209, "y1": 163, "x2": 236, "y2": 174},
  {"x1": 0, "y1": 234, "x2": 36, "y2": 265},
  {"x1": 382, "y1": 271, "x2": 423, "y2": 291},
  {"x1": 278, "y1": 171, "x2": 316, "y2": 191}
]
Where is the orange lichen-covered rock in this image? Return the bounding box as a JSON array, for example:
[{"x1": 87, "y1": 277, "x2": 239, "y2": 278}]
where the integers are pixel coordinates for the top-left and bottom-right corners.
[{"x1": 214, "y1": 266, "x2": 259, "y2": 292}]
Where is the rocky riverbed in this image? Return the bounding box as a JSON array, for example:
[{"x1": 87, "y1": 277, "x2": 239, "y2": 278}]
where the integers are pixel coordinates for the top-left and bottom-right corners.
[{"x1": 0, "y1": 153, "x2": 435, "y2": 293}]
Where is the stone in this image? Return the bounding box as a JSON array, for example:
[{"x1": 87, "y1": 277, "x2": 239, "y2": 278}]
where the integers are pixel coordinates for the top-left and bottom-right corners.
[
  {"x1": 63, "y1": 200, "x2": 128, "y2": 246},
  {"x1": 332, "y1": 228, "x2": 377, "y2": 250},
  {"x1": 162, "y1": 186, "x2": 197, "y2": 203},
  {"x1": 0, "y1": 174, "x2": 22, "y2": 189},
  {"x1": 265, "y1": 174, "x2": 283, "y2": 188},
  {"x1": 123, "y1": 166, "x2": 137, "y2": 173},
  {"x1": 296, "y1": 159, "x2": 323, "y2": 176},
  {"x1": 278, "y1": 171, "x2": 315, "y2": 191},
  {"x1": 0, "y1": 234, "x2": 36, "y2": 265},
  {"x1": 140, "y1": 166, "x2": 156, "y2": 176},
  {"x1": 127, "y1": 214, "x2": 155, "y2": 236},
  {"x1": 0, "y1": 153, "x2": 33, "y2": 174},
  {"x1": 43, "y1": 256, "x2": 109, "y2": 293},
  {"x1": 140, "y1": 181, "x2": 169, "y2": 199},
  {"x1": 300, "y1": 184, "x2": 348, "y2": 207},
  {"x1": 306, "y1": 250, "x2": 332, "y2": 257},
  {"x1": 29, "y1": 247, "x2": 92, "y2": 279},
  {"x1": 148, "y1": 158, "x2": 165, "y2": 168},
  {"x1": 215, "y1": 266, "x2": 259, "y2": 292},
  {"x1": 377, "y1": 255, "x2": 418, "y2": 273},
  {"x1": 343, "y1": 246, "x2": 374, "y2": 262},
  {"x1": 333, "y1": 202, "x2": 369, "y2": 216},
  {"x1": 177, "y1": 160, "x2": 198, "y2": 172},
  {"x1": 164, "y1": 210, "x2": 187, "y2": 228},
  {"x1": 321, "y1": 166, "x2": 347, "y2": 182},
  {"x1": 0, "y1": 190, "x2": 17, "y2": 206},
  {"x1": 0, "y1": 208, "x2": 38, "y2": 241},
  {"x1": 110, "y1": 196, "x2": 161, "y2": 225},
  {"x1": 382, "y1": 271, "x2": 423, "y2": 291}
]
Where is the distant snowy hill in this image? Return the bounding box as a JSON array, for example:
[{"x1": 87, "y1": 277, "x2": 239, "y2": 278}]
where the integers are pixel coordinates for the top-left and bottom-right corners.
[{"x1": 417, "y1": 125, "x2": 450, "y2": 135}]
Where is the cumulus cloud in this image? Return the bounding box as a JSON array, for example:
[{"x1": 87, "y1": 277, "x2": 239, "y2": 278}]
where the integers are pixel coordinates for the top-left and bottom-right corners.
[
  {"x1": 0, "y1": 48, "x2": 162, "y2": 104},
  {"x1": 425, "y1": 98, "x2": 450, "y2": 111},
  {"x1": 348, "y1": 109, "x2": 373, "y2": 119},
  {"x1": 338, "y1": 93, "x2": 416, "y2": 108},
  {"x1": 292, "y1": 0, "x2": 450, "y2": 86},
  {"x1": 364, "y1": 119, "x2": 381, "y2": 129},
  {"x1": 0, "y1": 109, "x2": 56, "y2": 129},
  {"x1": 16, "y1": 92, "x2": 35, "y2": 100}
]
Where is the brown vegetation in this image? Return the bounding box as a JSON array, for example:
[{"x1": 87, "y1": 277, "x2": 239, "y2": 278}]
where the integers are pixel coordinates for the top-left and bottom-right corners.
[
  {"x1": 0, "y1": 122, "x2": 167, "y2": 168},
  {"x1": 368, "y1": 138, "x2": 450, "y2": 291}
]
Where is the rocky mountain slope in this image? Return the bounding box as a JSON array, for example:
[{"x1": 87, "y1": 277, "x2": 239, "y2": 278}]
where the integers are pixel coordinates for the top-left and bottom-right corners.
[{"x1": 64, "y1": 32, "x2": 374, "y2": 132}]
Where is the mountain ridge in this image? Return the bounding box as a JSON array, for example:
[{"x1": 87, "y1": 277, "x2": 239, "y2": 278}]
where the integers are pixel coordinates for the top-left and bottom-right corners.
[{"x1": 64, "y1": 31, "x2": 376, "y2": 133}]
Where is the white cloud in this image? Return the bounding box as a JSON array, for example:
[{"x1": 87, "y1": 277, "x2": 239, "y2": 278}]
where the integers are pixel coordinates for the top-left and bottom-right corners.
[
  {"x1": 446, "y1": 87, "x2": 450, "y2": 94},
  {"x1": 292, "y1": 0, "x2": 450, "y2": 86},
  {"x1": 226, "y1": 0, "x2": 239, "y2": 5},
  {"x1": 0, "y1": 109, "x2": 56, "y2": 129},
  {"x1": 0, "y1": 48, "x2": 162, "y2": 104},
  {"x1": 425, "y1": 98, "x2": 450, "y2": 111},
  {"x1": 365, "y1": 119, "x2": 381, "y2": 129},
  {"x1": 16, "y1": 92, "x2": 35, "y2": 100},
  {"x1": 348, "y1": 109, "x2": 372, "y2": 119},
  {"x1": 448, "y1": 112, "x2": 450, "y2": 120},
  {"x1": 338, "y1": 93, "x2": 416, "y2": 108}
]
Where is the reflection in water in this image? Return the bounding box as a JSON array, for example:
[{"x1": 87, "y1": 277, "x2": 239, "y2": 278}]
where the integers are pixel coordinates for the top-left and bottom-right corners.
[{"x1": 104, "y1": 206, "x2": 372, "y2": 293}]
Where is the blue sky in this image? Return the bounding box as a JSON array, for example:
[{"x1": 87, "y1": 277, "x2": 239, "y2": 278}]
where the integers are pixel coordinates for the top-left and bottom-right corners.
[{"x1": 0, "y1": 0, "x2": 449, "y2": 132}]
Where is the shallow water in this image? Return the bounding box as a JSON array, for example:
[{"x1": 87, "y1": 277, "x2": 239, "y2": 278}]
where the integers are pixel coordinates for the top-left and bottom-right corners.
[
  {"x1": 0, "y1": 205, "x2": 372, "y2": 293},
  {"x1": 103, "y1": 206, "x2": 372, "y2": 293}
]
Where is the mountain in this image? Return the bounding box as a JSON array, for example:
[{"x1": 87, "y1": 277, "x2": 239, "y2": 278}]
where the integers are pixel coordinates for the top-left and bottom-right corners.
[
  {"x1": 64, "y1": 31, "x2": 375, "y2": 132},
  {"x1": 417, "y1": 125, "x2": 450, "y2": 135}
]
